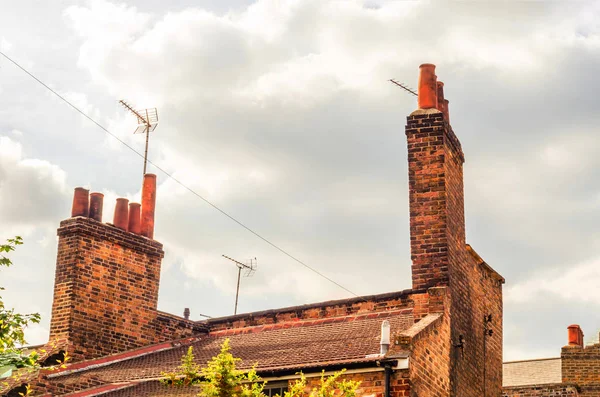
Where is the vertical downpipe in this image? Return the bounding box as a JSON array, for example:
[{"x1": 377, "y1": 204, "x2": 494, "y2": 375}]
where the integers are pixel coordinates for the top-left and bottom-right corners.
[{"x1": 384, "y1": 365, "x2": 392, "y2": 397}]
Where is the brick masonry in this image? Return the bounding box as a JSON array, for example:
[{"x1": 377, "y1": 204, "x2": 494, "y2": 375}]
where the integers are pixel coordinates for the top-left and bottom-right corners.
[
  {"x1": 205, "y1": 289, "x2": 421, "y2": 332},
  {"x1": 49, "y1": 217, "x2": 206, "y2": 361},
  {"x1": 562, "y1": 341, "x2": 600, "y2": 396},
  {"x1": 406, "y1": 109, "x2": 504, "y2": 396},
  {"x1": 503, "y1": 384, "x2": 579, "y2": 397}
]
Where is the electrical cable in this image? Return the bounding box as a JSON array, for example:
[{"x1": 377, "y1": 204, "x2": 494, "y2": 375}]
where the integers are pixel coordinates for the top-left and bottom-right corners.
[{"x1": 0, "y1": 50, "x2": 366, "y2": 301}]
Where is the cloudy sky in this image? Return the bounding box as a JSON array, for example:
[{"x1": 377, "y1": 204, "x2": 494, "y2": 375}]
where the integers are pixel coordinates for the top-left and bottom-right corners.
[{"x1": 1, "y1": 0, "x2": 600, "y2": 362}]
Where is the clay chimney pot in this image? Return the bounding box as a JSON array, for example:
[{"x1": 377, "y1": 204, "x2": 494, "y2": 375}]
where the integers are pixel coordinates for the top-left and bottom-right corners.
[
  {"x1": 568, "y1": 324, "x2": 583, "y2": 347},
  {"x1": 418, "y1": 63, "x2": 438, "y2": 109},
  {"x1": 128, "y1": 203, "x2": 142, "y2": 235},
  {"x1": 113, "y1": 198, "x2": 130, "y2": 231},
  {"x1": 89, "y1": 193, "x2": 104, "y2": 222},
  {"x1": 141, "y1": 174, "x2": 157, "y2": 239},
  {"x1": 71, "y1": 187, "x2": 90, "y2": 218}
]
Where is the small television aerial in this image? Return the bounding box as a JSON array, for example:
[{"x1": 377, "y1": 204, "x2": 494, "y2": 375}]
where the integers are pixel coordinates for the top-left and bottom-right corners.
[
  {"x1": 222, "y1": 255, "x2": 258, "y2": 315},
  {"x1": 119, "y1": 100, "x2": 159, "y2": 175}
]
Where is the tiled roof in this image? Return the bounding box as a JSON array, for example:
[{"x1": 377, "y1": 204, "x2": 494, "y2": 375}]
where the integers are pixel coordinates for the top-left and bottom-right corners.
[
  {"x1": 51, "y1": 309, "x2": 413, "y2": 387},
  {"x1": 502, "y1": 358, "x2": 562, "y2": 387},
  {"x1": 80, "y1": 380, "x2": 199, "y2": 396}
]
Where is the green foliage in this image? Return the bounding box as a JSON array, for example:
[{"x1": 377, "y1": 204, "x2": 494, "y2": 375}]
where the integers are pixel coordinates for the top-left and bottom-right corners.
[
  {"x1": 198, "y1": 339, "x2": 266, "y2": 397},
  {"x1": 163, "y1": 339, "x2": 360, "y2": 397},
  {"x1": 283, "y1": 370, "x2": 360, "y2": 397},
  {"x1": 0, "y1": 237, "x2": 41, "y2": 370},
  {"x1": 161, "y1": 346, "x2": 202, "y2": 387}
]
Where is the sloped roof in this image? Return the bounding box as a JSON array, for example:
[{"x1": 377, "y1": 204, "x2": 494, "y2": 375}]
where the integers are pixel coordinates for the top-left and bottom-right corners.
[
  {"x1": 48, "y1": 309, "x2": 413, "y2": 392},
  {"x1": 502, "y1": 358, "x2": 562, "y2": 387},
  {"x1": 66, "y1": 381, "x2": 199, "y2": 396}
]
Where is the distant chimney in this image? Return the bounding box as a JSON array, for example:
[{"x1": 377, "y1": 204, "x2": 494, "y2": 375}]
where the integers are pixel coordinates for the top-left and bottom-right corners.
[
  {"x1": 184, "y1": 308, "x2": 190, "y2": 320},
  {"x1": 568, "y1": 324, "x2": 584, "y2": 347}
]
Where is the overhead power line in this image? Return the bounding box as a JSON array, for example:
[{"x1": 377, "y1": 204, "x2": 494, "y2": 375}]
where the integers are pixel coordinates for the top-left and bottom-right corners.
[{"x1": 0, "y1": 51, "x2": 365, "y2": 301}]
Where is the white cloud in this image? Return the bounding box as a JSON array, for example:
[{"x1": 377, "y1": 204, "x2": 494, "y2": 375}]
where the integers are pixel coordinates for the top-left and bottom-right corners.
[
  {"x1": 507, "y1": 257, "x2": 600, "y2": 304},
  {"x1": 0, "y1": 36, "x2": 12, "y2": 52},
  {"x1": 0, "y1": 136, "x2": 70, "y2": 234}
]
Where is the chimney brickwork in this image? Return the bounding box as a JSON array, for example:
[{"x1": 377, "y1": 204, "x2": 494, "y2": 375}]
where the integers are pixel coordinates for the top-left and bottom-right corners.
[
  {"x1": 49, "y1": 176, "x2": 205, "y2": 361},
  {"x1": 49, "y1": 217, "x2": 164, "y2": 360},
  {"x1": 406, "y1": 64, "x2": 504, "y2": 397},
  {"x1": 562, "y1": 325, "x2": 600, "y2": 396}
]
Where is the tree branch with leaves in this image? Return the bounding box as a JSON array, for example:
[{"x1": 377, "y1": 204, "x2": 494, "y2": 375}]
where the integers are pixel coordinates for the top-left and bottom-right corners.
[
  {"x1": 0, "y1": 237, "x2": 41, "y2": 371},
  {"x1": 163, "y1": 339, "x2": 360, "y2": 397}
]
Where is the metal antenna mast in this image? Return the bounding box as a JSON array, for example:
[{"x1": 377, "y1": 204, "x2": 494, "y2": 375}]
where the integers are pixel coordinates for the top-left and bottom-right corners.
[
  {"x1": 389, "y1": 79, "x2": 418, "y2": 97},
  {"x1": 119, "y1": 100, "x2": 159, "y2": 175},
  {"x1": 222, "y1": 255, "x2": 258, "y2": 315}
]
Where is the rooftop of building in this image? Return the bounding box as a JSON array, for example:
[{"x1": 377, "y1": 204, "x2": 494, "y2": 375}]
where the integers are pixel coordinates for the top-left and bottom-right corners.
[
  {"x1": 42, "y1": 309, "x2": 414, "y2": 394},
  {"x1": 502, "y1": 357, "x2": 562, "y2": 387}
]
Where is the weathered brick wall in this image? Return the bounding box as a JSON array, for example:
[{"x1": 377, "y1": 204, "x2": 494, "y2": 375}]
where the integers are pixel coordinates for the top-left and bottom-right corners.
[
  {"x1": 406, "y1": 110, "x2": 452, "y2": 291},
  {"x1": 406, "y1": 309, "x2": 451, "y2": 397},
  {"x1": 405, "y1": 110, "x2": 504, "y2": 397},
  {"x1": 296, "y1": 370, "x2": 410, "y2": 397},
  {"x1": 562, "y1": 342, "x2": 600, "y2": 396},
  {"x1": 49, "y1": 217, "x2": 205, "y2": 361},
  {"x1": 206, "y1": 290, "x2": 422, "y2": 331},
  {"x1": 502, "y1": 384, "x2": 579, "y2": 396}
]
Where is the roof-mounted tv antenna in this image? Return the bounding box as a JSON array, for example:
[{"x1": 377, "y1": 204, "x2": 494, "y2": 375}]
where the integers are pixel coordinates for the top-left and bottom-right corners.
[
  {"x1": 389, "y1": 79, "x2": 418, "y2": 97},
  {"x1": 222, "y1": 255, "x2": 258, "y2": 315},
  {"x1": 119, "y1": 100, "x2": 159, "y2": 175}
]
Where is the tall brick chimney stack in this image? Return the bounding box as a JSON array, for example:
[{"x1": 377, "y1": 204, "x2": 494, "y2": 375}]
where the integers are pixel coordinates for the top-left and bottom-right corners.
[
  {"x1": 405, "y1": 64, "x2": 504, "y2": 396},
  {"x1": 49, "y1": 174, "x2": 165, "y2": 361},
  {"x1": 406, "y1": 63, "x2": 465, "y2": 291}
]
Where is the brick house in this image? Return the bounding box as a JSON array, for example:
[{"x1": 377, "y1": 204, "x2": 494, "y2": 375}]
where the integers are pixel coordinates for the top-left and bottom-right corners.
[
  {"x1": 503, "y1": 325, "x2": 600, "y2": 396},
  {"x1": 2, "y1": 64, "x2": 506, "y2": 397}
]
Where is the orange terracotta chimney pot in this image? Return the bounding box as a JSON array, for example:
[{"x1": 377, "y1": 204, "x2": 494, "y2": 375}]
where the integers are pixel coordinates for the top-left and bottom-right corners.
[
  {"x1": 141, "y1": 174, "x2": 157, "y2": 239},
  {"x1": 89, "y1": 192, "x2": 104, "y2": 222},
  {"x1": 568, "y1": 324, "x2": 583, "y2": 347},
  {"x1": 436, "y1": 81, "x2": 445, "y2": 112},
  {"x1": 71, "y1": 187, "x2": 90, "y2": 218},
  {"x1": 444, "y1": 99, "x2": 450, "y2": 123},
  {"x1": 113, "y1": 198, "x2": 130, "y2": 231},
  {"x1": 128, "y1": 202, "x2": 142, "y2": 235},
  {"x1": 418, "y1": 63, "x2": 438, "y2": 109}
]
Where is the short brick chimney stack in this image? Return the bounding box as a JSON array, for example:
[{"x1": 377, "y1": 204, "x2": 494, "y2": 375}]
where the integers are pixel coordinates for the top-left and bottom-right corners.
[{"x1": 50, "y1": 175, "x2": 166, "y2": 361}]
